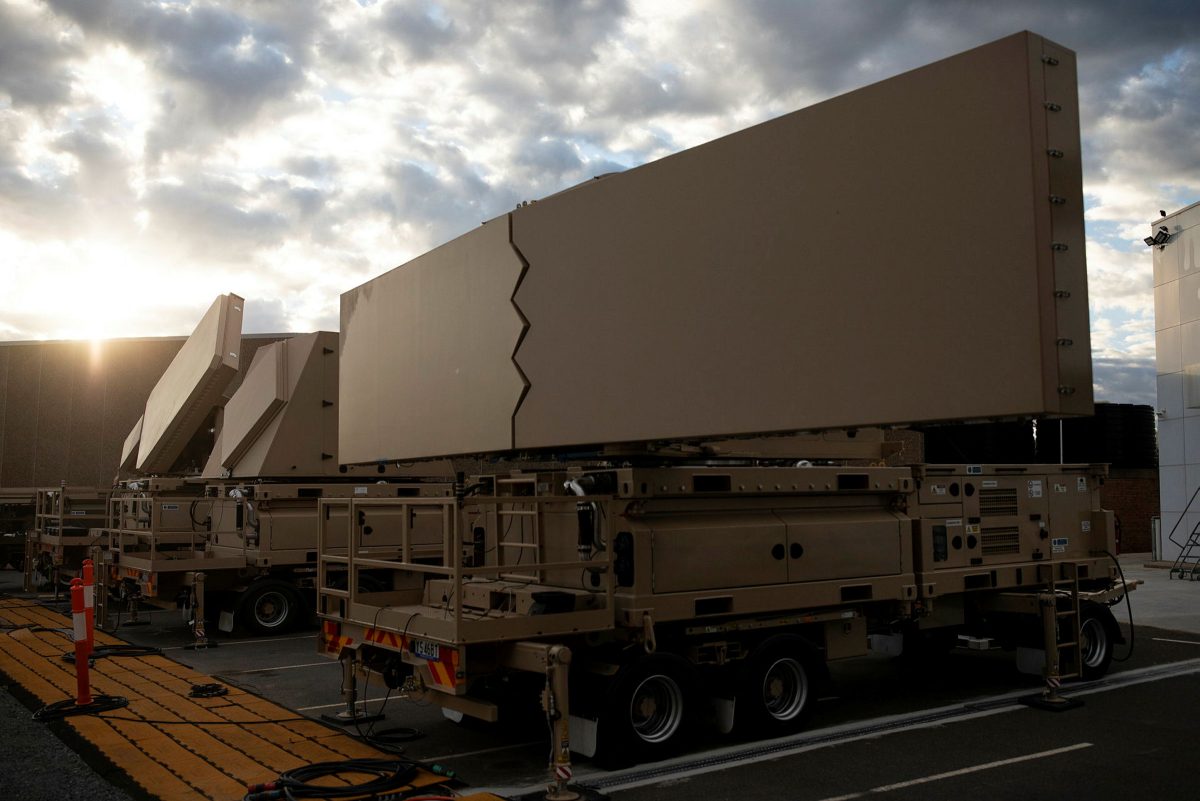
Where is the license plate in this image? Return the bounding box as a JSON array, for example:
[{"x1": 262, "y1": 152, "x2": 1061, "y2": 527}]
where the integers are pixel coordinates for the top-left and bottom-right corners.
[{"x1": 413, "y1": 640, "x2": 440, "y2": 660}]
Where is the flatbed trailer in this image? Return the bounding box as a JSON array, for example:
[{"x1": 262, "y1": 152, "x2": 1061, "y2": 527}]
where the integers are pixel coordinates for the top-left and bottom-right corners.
[
  {"x1": 98, "y1": 477, "x2": 454, "y2": 634},
  {"x1": 315, "y1": 463, "x2": 1134, "y2": 766},
  {"x1": 22, "y1": 485, "x2": 110, "y2": 591},
  {"x1": 0, "y1": 487, "x2": 35, "y2": 571}
]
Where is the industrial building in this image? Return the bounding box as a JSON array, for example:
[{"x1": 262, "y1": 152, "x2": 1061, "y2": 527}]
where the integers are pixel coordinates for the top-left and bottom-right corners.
[
  {"x1": 0, "y1": 334, "x2": 289, "y2": 488},
  {"x1": 1154, "y1": 202, "x2": 1200, "y2": 562}
]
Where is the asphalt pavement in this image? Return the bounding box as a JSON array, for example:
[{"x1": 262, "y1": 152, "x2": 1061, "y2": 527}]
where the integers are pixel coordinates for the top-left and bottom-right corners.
[{"x1": 1, "y1": 551, "x2": 1197, "y2": 800}]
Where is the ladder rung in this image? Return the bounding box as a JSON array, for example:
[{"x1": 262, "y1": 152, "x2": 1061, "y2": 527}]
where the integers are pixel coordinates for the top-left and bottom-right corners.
[
  {"x1": 498, "y1": 510, "x2": 538, "y2": 517},
  {"x1": 1058, "y1": 641, "x2": 1077, "y2": 648},
  {"x1": 499, "y1": 542, "x2": 539, "y2": 549}
]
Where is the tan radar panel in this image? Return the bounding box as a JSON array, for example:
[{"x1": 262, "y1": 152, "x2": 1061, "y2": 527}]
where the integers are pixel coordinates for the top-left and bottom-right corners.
[
  {"x1": 136, "y1": 294, "x2": 244, "y2": 474},
  {"x1": 339, "y1": 31, "x2": 1091, "y2": 462},
  {"x1": 209, "y1": 332, "x2": 338, "y2": 477},
  {"x1": 216, "y1": 339, "x2": 289, "y2": 471},
  {"x1": 118, "y1": 415, "x2": 142, "y2": 476},
  {"x1": 340, "y1": 219, "x2": 527, "y2": 463}
]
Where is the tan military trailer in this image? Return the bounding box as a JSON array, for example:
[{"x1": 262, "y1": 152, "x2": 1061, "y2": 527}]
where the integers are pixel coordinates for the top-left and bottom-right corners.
[
  {"x1": 316, "y1": 30, "x2": 1136, "y2": 783},
  {"x1": 22, "y1": 486, "x2": 110, "y2": 591},
  {"x1": 316, "y1": 460, "x2": 1128, "y2": 765},
  {"x1": 95, "y1": 296, "x2": 453, "y2": 635},
  {"x1": 2, "y1": 488, "x2": 36, "y2": 575}
]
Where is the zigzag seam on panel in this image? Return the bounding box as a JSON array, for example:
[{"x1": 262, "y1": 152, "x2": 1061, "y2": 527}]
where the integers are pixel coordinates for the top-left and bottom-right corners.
[{"x1": 507, "y1": 212, "x2": 532, "y2": 451}]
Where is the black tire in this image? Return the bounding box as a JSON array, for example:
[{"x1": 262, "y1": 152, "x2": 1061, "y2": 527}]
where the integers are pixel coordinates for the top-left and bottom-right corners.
[
  {"x1": 735, "y1": 634, "x2": 819, "y2": 736},
  {"x1": 596, "y1": 652, "x2": 700, "y2": 768},
  {"x1": 1079, "y1": 603, "x2": 1118, "y2": 680},
  {"x1": 239, "y1": 581, "x2": 301, "y2": 635}
]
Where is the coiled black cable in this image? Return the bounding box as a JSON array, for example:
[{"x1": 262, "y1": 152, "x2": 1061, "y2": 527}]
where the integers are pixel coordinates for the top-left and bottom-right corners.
[{"x1": 242, "y1": 757, "x2": 418, "y2": 800}]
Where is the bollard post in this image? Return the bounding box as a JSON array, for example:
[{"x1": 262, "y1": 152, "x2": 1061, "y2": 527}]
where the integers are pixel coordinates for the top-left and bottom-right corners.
[
  {"x1": 82, "y1": 559, "x2": 95, "y2": 653},
  {"x1": 70, "y1": 578, "x2": 92, "y2": 706}
]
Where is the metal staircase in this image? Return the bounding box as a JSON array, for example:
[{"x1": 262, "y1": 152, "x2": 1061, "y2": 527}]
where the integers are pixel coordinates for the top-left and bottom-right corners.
[
  {"x1": 1170, "y1": 520, "x2": 1200, "y2": 580},
  {"x1": 1168, "y1": 484, "x2": 1200, "y2": 580}
]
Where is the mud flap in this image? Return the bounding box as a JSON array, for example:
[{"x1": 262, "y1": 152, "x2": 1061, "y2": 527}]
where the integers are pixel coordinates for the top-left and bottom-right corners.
[
  {"x1": 569, "y1": 715, "x2": 598, "y2": 758},
  {"x1": 1016, "y1": 647, "x2": 1045, "y2": 676},
  {"x1": 713, "y1": 696, "x2": 735, "y2": 735}
]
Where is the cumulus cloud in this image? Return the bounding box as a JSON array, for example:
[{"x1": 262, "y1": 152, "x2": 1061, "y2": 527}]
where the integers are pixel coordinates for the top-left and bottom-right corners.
[
  {"x1": 0, "y1": 1, "x2": 79, "y2": 108},
  {"x1": 0, "y1": 0, "x2": 1198, "y2": 413},
  {"x1": 1093, "y1": 356, "x2": 1158, "y2": 406},
  {"x1": 45, "y1": 0, "x2": 312, "y2": 161}
]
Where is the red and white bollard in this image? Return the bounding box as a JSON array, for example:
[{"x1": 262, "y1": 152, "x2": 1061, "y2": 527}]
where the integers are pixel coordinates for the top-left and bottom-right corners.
[
  {"x1": 82, "y1": 559, "x2": 95, "y2": 653},
  {"x1": 70, "y1": 577, "x2": 93, "y2": 706}
]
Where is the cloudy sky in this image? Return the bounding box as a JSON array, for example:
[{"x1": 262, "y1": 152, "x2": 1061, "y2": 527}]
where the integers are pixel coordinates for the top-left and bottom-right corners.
[{"x1": 1, "y1": 0, "x2": 1197, "y2": 407}]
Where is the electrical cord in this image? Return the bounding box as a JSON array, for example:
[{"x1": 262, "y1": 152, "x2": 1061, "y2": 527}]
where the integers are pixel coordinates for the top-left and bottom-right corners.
[
  {"x1": 242, "y1": 757, "x2": 420, "y2": 801},
  {"x1": 59, "y1": 643, "x2": 163, "y2": 664},
  {"x1": 349, "y1": 614, "x2": 426, "y2": 752},
  {"x1": 1103, "y1": 549, "x2": 1135, "y2": 663},
  {"x1": 97, "y1": 713, "x2": 309, "y2": 725},
  {"x1": 33, "y1": 695, "x2": 129, "y2": 721}
]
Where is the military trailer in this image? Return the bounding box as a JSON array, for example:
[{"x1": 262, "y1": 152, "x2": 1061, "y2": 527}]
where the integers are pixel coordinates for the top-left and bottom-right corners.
[
  {"x1": 316, "y1": 460, "x2": 1127, "y2": 764},
  {"x1": 315, "y1": 30, "x2": 1135, "y2": 778},
  {"x1": 96, "y1": 296, "x2": 453, "y2": 634},
  {"x1": 1, "y1": 488, "x2": 36, "y2": 572},
  {"x1": 23, "y1": 485, "x2": 110, "y2": 591}
]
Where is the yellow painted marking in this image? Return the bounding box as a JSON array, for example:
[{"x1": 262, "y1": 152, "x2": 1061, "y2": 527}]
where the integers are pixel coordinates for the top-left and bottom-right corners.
[{"x1": 0, "y1": 599, "x2": 449, "y2": 801}]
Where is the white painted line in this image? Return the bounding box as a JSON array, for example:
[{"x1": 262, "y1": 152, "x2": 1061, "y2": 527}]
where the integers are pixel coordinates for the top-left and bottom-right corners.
[
  {"x1": 297, "y1": 701, "x2": 350, "y2": 711},
  {"x1": 424, "y1": 740, "x2": 542, "y2": 761},
  {"x1": 815, "y1": 742, "x2": 1092, "y2": 801},
  {"x1": 482, "y1": 657, "x2": 1200, "y2": 798},
  {"x1": 161, "y1": 634, "x2": 316, "y2": 651},
  {"x1": 1151, "y1": 637, "x2": 1200, "y2": 646},
  {"x1": 226, "y1": 660, "x2": 339, "y2": 674}
]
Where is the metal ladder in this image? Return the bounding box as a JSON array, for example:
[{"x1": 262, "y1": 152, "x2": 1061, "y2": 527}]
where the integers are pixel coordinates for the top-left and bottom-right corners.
[
  {"x1": 1042, "y1": 562, "x2": 1082, "y2": 683},
  {"x1": 494, "y1": 476, "x2": 543, "y2": 583},
  {"x1": 1169, "y1": 520, "x2": 1200, "y2": 580}
]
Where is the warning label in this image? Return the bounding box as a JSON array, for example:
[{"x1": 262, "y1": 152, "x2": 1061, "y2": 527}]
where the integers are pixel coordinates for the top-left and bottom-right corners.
[
  {"x1": 1027, "y1": 480, "x2": 1043, "y2": 498},
  {"x1": 1051, "y1": 536, "x2": 1068, "y2": 554}
]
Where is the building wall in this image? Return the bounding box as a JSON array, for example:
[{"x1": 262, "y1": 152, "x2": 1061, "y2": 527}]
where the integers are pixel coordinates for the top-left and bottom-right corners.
[
  {"x1": 1154, "y1": 201, "x2": 1200, "y2": 560},
  {"x1": 1101, "y1": 469, "x2": 1159, "y2": 553},
  {"x1": 0, "y1": 335, "x2": 287, "y2": 489}
]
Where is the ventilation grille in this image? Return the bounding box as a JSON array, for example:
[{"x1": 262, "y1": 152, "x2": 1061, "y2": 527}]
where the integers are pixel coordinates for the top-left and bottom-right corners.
[
  {"x1": 979, "y1": 488, "x2": 1018, "y2": 517},
  {"x1": 981, "y1": 526, "x2": 1020, "y2": 555}
]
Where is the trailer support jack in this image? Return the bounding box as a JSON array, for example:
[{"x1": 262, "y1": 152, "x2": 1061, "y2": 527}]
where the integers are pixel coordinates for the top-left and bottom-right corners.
[
  {"x1": 322, "y1": 651, "x2": 383, "y2": 726},
  {"x1": 1019, "y1": 591, "x2": 1082, "y2": 712},
  {"x1": 183, "y1": 572, "x2": 217, "y2": 650},
  {"x1": 544, "y1": 644, "x2": 579, "y2": 801}
]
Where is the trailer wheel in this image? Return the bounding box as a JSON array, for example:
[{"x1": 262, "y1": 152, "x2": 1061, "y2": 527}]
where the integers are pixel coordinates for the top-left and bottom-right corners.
[
  {"x1": 1079, "y1": 604, "x2": 1118, "y2": 680},
  {"x1": 240, "y1": 582, "x2": 300, "y2": 635},
  {"x1": 596, "y1": 653, "x2": 699, "y2": 767},
  {"x1": 735, "y1": 634, "x2": 818, "y2": 736}
]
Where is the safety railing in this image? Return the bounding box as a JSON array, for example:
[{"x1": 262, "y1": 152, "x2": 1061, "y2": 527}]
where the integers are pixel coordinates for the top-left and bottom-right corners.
[{"x1": 317, "y1": 495, "x2": 615, "y2": 646}]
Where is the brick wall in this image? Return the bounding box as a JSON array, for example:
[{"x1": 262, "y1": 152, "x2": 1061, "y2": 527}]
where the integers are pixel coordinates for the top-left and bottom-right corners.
[{"x1": 1101, "y1": 468, "x2": 1160, "y2": 553}]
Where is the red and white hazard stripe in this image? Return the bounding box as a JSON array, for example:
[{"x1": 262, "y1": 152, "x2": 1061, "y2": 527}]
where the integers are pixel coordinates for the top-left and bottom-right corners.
[{"x1": 70, "y1": 578, "x2": 92, "y2": 706}]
